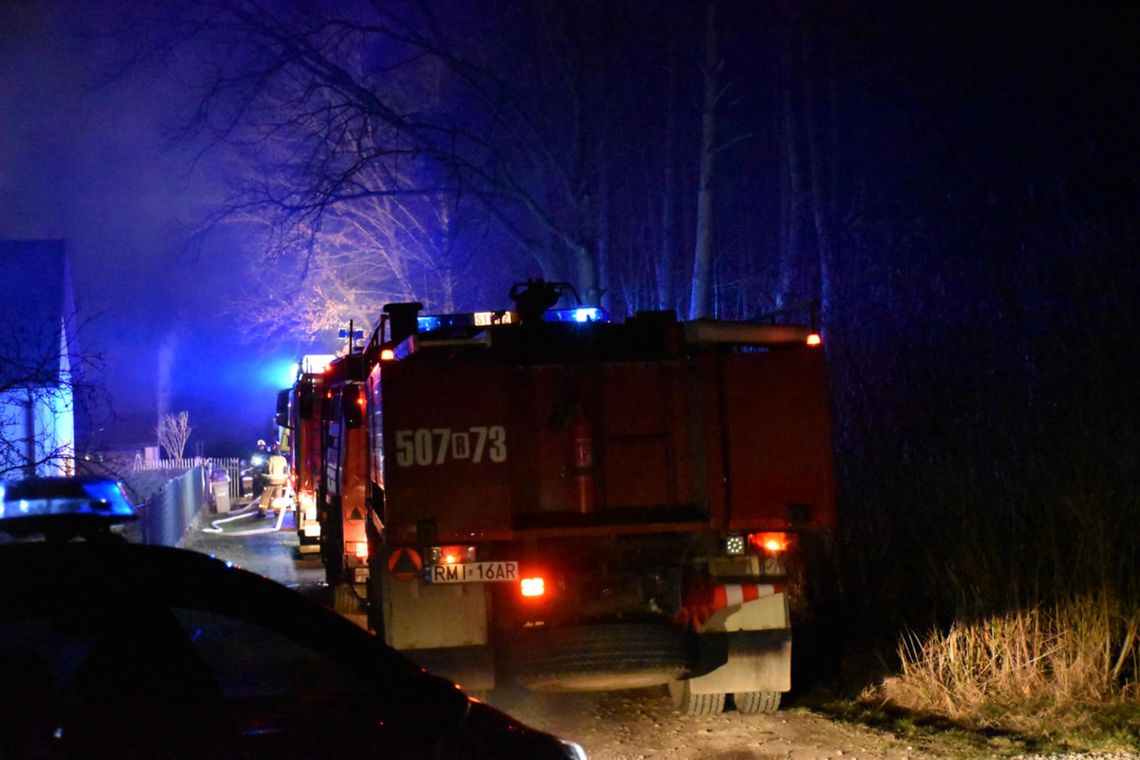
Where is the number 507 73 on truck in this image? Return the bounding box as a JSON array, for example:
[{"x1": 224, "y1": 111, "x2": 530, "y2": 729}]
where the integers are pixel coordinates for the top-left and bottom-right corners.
[{"x1": 315, "y1": 281, "x2": 836, "y2": 715}]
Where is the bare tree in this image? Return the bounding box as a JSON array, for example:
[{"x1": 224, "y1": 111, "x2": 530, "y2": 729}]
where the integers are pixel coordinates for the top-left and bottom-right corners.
[
  {"x1": 131, "y1": 0, "x2": 614, "y2": 323},
  {"x1": 226, "y1": 159, "x2": 467, "y2": 341},
  {"x1": 156, "y1": 411, "x2": 192, "y2": 461}
]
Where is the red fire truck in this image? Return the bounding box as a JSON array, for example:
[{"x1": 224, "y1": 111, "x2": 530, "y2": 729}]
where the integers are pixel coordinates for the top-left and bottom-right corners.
[
  {"x1": 353, "y1": 281, "x2": 836, "y2": 714},
  {"x1": 311, "y1": 350, "x2": 374, "y2": 624},
  {"x1": 276, "y1": 355, "x2": 336, "y2": 554}
]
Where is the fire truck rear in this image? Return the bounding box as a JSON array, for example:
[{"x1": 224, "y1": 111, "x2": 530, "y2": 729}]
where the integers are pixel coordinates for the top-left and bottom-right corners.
[
  {"x1": 277, "y1": 355, "x2": 336, "y2": 554},
  {"x1": 362, "y1": 282, "x2": 836, "y2": 714}
]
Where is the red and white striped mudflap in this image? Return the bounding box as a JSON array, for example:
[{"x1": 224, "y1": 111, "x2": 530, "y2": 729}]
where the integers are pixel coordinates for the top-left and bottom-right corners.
[{"x1": 672, "y1": 582, "x2": 786, "y2": 631}]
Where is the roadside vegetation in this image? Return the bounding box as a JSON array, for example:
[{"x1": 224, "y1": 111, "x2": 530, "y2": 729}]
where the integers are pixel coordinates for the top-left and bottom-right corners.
[
  {"x1": 825, "y1": 221, "x2": 1139, "y2": 752},
  {"x1": 885, "y1": 594, "x2": 1139, "y2": 744}
]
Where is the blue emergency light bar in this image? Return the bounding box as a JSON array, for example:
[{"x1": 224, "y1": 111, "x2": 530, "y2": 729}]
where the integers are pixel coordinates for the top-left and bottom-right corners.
[
  {"x1": 0, "y1": 477, "x2": 137, "y2": 523},
  {"x1": 544, "y1": 307, "x2": 606, "y2": 323},
  {"x1": 416, "y1": 311, "x2": 518, "y2": 333},
  {"x1": 415, "y1": 307, "x2": 606, "y2": 333}
]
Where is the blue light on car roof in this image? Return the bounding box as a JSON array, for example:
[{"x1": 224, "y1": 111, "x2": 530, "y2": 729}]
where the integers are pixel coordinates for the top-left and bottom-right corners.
[
  {"x1": 78, "y1": 480, "x2": 137, "y2": 518},
  {"x1": 0, "y1": 477, "x2": 136, "y2": 522}
]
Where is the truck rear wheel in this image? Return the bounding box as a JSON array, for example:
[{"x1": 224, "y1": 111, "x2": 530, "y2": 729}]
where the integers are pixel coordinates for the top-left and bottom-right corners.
[
  {"x1": 733, "y1": 690, "x2": 781, "y2": 714},
  {"x1": 506, "y1": 623, "x2": 688, "y2": 692},
  {"x1": 668, "y1": 680, "x2": 725, "y2": 716}
]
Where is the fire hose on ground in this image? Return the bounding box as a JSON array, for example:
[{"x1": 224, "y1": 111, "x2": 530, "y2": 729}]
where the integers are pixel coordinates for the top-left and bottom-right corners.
[{"x1": 200, "y1": 490, "x2": 291, "y2": 536}]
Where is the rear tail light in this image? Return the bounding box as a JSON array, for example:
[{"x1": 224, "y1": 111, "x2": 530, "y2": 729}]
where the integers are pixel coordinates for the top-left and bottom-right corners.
[
  {"x1": 749, "y1": 532, "x2": 791, "y2": 554},
  {"x1": 520, "y1": 577, "x2": 545, "y2": 598},
  {"x1": 806, "y1": 333, "x2": 822, "y2": 346},
  {"x1": 380, "y1": 348, "x2": 396, "y2": 361},
  {"x1": 352, "y1": 541, "x2": 369, "y2": 559}
]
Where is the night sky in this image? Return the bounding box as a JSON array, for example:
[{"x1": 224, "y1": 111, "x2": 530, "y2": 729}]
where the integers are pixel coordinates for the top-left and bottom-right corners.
[
  {"x1": 1, "y1": 0, "x2": 1135, "y2": 460},
  {"x1": 2, "y1": 1, "x2": 319, "y2": 454}
]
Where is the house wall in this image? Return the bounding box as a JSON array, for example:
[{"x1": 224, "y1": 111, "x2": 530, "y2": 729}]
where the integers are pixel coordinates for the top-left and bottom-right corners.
[
  {"x1": 37, "y1": 389, "x2": 75, "y2": 476},
  {"x1": 0, "y1": 386, "x2": 75, "y2": 479},
  {"x1": 0, "y1": 241, "x2": 79, "y2": 480}
]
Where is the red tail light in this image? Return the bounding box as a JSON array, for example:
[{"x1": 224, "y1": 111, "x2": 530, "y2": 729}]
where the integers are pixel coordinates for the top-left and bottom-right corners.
[
  {"x1": 520, "y1": 577, "x2": 545, "y2": 598},
  {"x1": 749, "y1": 532, "x2": 792, "y2": 554},
  {"x1": 806, "y1": 333, "x2": 822, "y2": 347},
  {"x1": 380, "y1": 348, "x2": 396, "y2": 361}
]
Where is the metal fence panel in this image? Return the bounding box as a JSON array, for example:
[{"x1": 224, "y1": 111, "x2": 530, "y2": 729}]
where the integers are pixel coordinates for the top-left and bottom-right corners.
[
  {"x1": 134, "y1": 456, "x2": 245, "y2": 502},
  {"x1": 125, "y1": 466, "x2": 206, "y2": 547}
]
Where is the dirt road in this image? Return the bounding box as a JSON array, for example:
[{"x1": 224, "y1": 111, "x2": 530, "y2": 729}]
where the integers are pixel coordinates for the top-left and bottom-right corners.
[
  {"x1": 484, "y1": 685, "x2": 936, "y2": 760},
  {"x1": 179, "y1": 505, "x2": 937, "y2": 760}
]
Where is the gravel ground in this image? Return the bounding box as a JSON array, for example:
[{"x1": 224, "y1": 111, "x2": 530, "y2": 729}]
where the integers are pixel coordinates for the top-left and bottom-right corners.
[
  {"x1": 487, "y1": 686, "x2": 944, "y2": 760},
  {"x1": 176, "y1": 504, "x2": 1140, "y2": 760}
]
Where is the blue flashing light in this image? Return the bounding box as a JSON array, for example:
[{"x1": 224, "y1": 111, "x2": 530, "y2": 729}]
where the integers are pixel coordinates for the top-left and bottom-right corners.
[
  {"x1": 415, "y1": 308, "x2": 601, "y2": 333},
  {"x1": 544, "y1": 307, "x2": 607, "y2": 323},
  {"x1": 416, "y1": 313, "x2": 483, "y2": 332},
  {"x1": 0, "y1": 477, "x2": 137, "y2": 523},
  {"x1": 259, "y1": 356, "x2": 302, "y2": 389},
  {"x1": 417, "y1": 315, "x2": 443, "y2": 332}
]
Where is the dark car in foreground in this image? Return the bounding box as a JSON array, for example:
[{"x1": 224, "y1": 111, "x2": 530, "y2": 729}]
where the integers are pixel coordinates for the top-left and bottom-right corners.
[{"x1": 0, "y1": 477, "x2": 586, "y2": 759}]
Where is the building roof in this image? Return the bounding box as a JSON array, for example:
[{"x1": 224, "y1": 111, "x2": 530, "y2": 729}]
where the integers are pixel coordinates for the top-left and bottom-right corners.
[{"x1": 0, "y1": 239, "x2": 77, "y2": 385}]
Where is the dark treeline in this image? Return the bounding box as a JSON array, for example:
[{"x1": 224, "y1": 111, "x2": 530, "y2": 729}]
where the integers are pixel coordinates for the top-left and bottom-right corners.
[{"x1": 135, "y1": 0, "x2": 1137, "y2": 662}]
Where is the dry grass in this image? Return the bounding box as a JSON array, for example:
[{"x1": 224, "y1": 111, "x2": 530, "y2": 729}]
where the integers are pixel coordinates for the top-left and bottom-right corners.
[{"x1": 877, "y1": 591, "x2": 1140, "y2": 740}]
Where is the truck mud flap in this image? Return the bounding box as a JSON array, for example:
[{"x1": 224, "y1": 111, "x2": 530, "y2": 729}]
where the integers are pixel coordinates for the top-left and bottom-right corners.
[
  {"x1": 684, "y1": 629, "x2": 791, "y2": 694},
  {"x1": 503, "y1": 622, "x2": 689, "y2": 692}
]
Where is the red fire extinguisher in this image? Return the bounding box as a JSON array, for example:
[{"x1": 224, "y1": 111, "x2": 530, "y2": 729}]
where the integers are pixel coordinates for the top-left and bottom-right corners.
[{"x1": 571, "y1": 409, "x2": 595, "y2": 514}]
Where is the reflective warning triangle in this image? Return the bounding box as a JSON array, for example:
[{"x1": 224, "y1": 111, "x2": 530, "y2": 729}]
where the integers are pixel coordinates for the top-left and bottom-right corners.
[
  {"x1": 347, "y1": 507, "x2": 365, "y2": 522},
  {"x1": 388, "y1": 547, "x2": 422, "y2": 578}
]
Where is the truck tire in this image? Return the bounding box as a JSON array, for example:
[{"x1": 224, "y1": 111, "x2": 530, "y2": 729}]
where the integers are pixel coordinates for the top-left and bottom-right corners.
[
  {"x1": 668, "y1": 679, "x2": 725, "y2": 716},
  {"x1": 506, "y1": 623, "x2": 689, "y2": 692},
  {"x1": 733, "y1": 690, "x2": 781, "y2": 714}
]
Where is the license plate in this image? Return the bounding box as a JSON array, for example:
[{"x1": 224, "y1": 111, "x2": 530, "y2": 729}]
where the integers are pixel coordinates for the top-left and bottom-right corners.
[{"x1": 423, "y1": 561, "x2": 519, "y2": 584}]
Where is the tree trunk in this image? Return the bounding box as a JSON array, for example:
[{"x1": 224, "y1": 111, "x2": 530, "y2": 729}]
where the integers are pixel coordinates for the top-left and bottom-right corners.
[
  {"x1": 658, "y1": 12, "x2": 679, "y2": 312},
  {"x1": 573, "y1": 240, "x2": 601, "y2": 306},
  {"x1": 777, "y1": 5, "x2": 803, "y2": 310},
  {"x1": 689, "y1": 0, "x2": 719, "y2": 319},
  {"x1": 801, "y1": 26, "x2": 833, "y2": 325},
  {"x1": 596, "y1": 140, "x2": 612, "y2": 312}
]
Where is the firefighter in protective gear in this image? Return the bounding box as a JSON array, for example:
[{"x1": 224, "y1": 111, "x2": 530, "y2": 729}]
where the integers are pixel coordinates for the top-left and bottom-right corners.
[
  {"x1": 249, "y1": 439, "x2": 269, "y2": 492},
  {"x1": 259, "y1": 445, "x2": 289, "y2": 518}
]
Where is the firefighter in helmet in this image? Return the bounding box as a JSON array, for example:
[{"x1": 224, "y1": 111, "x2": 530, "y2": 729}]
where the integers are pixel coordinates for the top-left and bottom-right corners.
[
  {"x1": 249, "y1": 439, "x2": 269, "y2": 505},
  {"x1": 259, "y1": 442, "x2": 289, "y2": 518}
]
